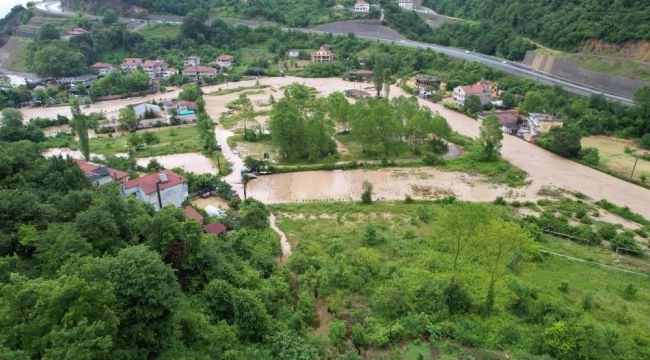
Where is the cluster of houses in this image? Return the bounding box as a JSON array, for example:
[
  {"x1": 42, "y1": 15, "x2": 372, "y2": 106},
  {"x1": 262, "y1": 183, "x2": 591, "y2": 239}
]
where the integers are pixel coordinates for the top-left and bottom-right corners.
[
  {"x1": 87, "y1": 54, "x2": 235, "y2": 82},
  {"x1": 477, "y1": 110, "x2": 564, "y2": 142},
  {"x1": 347, "y1": 0, "x2": 411, "y2": 13},
  {"x1": 74, "y1": 159, "x2": 229, "y2": 234},
  {"x1": 98, "y1": 97, "x2": 199, "y2": 132},
  {"x1": 450, "y1": 78, "x2": 564, "y2": 141}
]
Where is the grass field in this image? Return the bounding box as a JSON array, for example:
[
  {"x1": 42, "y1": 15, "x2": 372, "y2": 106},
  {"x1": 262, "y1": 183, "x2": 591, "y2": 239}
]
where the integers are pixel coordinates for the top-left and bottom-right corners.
[
  {"x1": 582, "y1": 136, "x2": 650, "y2": 182},
  {"x1": 0, "y1": 36, "x2": 30, "y2": 72},
  {"x1": 89, "y1": 126, "x2": 203, "y2": 157},
  {"x1": 271, "y1": 201, "x2": 650, "y2": 358}
]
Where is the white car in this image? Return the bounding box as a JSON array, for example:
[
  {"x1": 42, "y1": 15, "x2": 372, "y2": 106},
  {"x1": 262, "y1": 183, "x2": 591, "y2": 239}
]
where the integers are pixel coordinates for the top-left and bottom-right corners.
[
  {"x1": 502, "y1": 60, "x2": 508, "y2": 64},
  {"x1": 464, "y1": 50, "x2": 470, "y2": 54}
]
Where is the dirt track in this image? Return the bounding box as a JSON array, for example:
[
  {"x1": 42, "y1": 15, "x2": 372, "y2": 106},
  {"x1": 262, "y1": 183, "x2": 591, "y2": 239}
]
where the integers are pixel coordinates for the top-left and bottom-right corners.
[{"x1": 27, "y1": 76, "x2": 650, "y2": 218}]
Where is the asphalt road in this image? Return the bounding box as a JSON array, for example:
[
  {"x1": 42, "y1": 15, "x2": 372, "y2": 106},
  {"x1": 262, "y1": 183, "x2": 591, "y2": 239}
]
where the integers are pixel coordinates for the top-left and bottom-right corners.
[{"x1": 34, "y1": 1, "x2": 636, "y2": 104}]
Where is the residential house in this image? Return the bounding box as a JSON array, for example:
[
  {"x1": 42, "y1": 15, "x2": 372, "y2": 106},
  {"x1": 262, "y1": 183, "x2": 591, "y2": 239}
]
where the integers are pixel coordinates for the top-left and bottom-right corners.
[
  {"x1": 354, "y1": 0, "x2": 370, "y2": 13},
  {"x1": 182, "y1": 66, "x2": 218, "y2": 80},
  {"x1": 311, "y1": 45, "x2": 337, "y2": 63},
  {"x1": 165, "y1": 68, "x2": 178, "y2": 78},
  {"x1": 74, "y1": 159, "x2": 129, "y2": 186},
  {"x1": 184, "y1": 56, "x2": 201, "y2": 67},
  {"x1": 122, "y1": 170, "x2": 189, "y2": 211},
  {"x1": 346, "y1": 69, "x2": 373, "y2": 81},
  {"x1": 121, "y1": 58, "x2": 143, "y2": 73},
  {"x1": 415, "y1": 75, "x2": 440, "y2": 90},
  {"x1": 216, "y1": 54, "x2": 235, "y2": 68},
  {"x1": 203, "y1": 222, "x2": 228, "y2": 235},
  {"x1": 398, "y1": 0, "x2": 414, "y2": 10},
  {"x1": 477, "y1": 78, "x2": 498, "y2": 100},
  {"x1": 286, "y1": 49, "x2": 300, "y2": 58},
  {"x1": 528, "y1": 113, "x2": 563, "y2": 134},
  {"x1": 165, "y1": 99, "x2": 198, "y2": 122},
  {"x1": 452, "y1": 82, "x2": 492, "y2": 107},
  {"x1": 184, "y1": 206, "x2": 205, "y2": 223},
  {"x1": 477, "y1": 110, "x2": 523, "y2": 134},
  {"x1": 90, "y1": 62, "x2": 114, "y2": 76},
  {"x1": 143, "y1": 59, "x2": 168, "y2": 79}
]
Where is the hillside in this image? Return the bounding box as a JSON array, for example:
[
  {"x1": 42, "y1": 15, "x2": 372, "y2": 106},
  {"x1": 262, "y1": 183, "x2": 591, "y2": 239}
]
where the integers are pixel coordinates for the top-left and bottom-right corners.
[{"x1": 422, "y1": 0, "x2": 650, "y2": 51}]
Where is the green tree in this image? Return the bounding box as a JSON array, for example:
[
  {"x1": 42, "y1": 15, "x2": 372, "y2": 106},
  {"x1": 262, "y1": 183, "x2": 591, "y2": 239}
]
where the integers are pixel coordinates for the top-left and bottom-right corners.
[
  {"x1": 520, "y1": 91, "x2": 550, "y2": 114},
  {"x1": 118, "y1": 107, "x2": 137, "y2": 132},
  {"x1": 1, "y1": 108, "x2": 23, "y2": 127},
  {"x1": 38, "y1": 24, "x2": 60, "y2": 41},
  {"x1": 538, "y1": 126, "x2": 582, "y2": 158},
  {"x1": 102, "y1": 9, "x2": 118, "y2": 25},
  {"x1": 464, "y1": 95, "x2": 482, "y2": 115},
  {"x1": 30, "y1": 42, "x2": 87, "y2": 77},
  {"x1": 372, "y1": 55, "x2": 385, "y2": 98},
  {"x1": 329, "y1": 320, "x2": 346, "y2": 352},
  {"x1": 69, "y1": 98, "x2": 90, "y2": 160},
  {"x1": 478, "y1": 115, "x2": 503, "y2": 161},
  {"x1": 104, "y1": 245, "x2": 181, "y2": 358},
  {"x1": 351, "y1": 323, "x2": 368, "y2": 355},
  {"x1": 179, "y1": 83, "x2": 202, "y2": 102},
  {"x1": 634, "y1": 86, "x2": 650, "y2": 136}
]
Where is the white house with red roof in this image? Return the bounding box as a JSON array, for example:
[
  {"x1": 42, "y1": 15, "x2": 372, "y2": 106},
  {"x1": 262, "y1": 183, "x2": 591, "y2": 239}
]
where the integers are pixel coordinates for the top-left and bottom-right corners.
[
  {"x1": 184, "y1": 56, "x2": 201, "y2": 67},
  {"x1": 122, "y1": 170, "x2": 188, "y2": 211},
  {"x1": 182, "y1": 66, "x2": 218, "y2": 80},
  {"x1": 453, "y1": 82, "x2": 493, "y2": 106},
  {"x1": 354, "y1": 0, "x2": 370, "y2": 13},
  {"x1": 311, "y1": 45, "x2": 337, "y2": 63},
  {"x1": 74, "y1": 159, "x2": 129, "y2": 186},
  {"x1": 216, "y1": 54, "x2": 234, "y2": 68},
  {"x1": 143, "y1": 59, "x2": 169, "y2": 79},
  {"x1": 90, "y1": 62, "x2": 114, "y2": 76},
  {"x1": 121, "y1": 58, "x2": 143, "y2": 73}
]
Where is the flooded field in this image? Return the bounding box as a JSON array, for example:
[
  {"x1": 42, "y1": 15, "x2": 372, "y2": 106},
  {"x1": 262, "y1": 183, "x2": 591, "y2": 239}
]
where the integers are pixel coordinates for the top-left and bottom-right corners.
[
  {"x1": 136, "y1": 153, "x2": 217, "y2": 174},
  {"x1": 246, "y1": 168, "x2": 537, "y2": 204}
]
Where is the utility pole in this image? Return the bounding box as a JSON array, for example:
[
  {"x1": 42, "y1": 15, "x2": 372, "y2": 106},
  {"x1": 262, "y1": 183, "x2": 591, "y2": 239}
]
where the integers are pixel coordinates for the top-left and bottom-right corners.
[{"x1": 630, "y1": 155, "x2": 639, "y2": 181}]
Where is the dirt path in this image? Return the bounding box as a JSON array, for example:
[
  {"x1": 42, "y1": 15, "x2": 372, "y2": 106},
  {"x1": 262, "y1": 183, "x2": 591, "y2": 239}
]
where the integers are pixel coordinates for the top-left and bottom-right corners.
[{"x1": 268, "y1": 213, "x2": 291, "y2": 262}]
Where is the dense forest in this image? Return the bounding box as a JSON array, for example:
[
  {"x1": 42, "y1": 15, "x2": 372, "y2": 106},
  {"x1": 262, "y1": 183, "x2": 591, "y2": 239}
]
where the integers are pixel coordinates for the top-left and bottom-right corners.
[{"x1": 422, "y1": 0, "x2": 650, "y2": 50}]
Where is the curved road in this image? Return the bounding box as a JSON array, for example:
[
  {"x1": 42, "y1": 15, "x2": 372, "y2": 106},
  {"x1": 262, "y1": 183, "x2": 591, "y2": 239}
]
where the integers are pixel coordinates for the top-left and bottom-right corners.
[{"x1": 35, "y1": 1, "x2": 635, "y2": 105}]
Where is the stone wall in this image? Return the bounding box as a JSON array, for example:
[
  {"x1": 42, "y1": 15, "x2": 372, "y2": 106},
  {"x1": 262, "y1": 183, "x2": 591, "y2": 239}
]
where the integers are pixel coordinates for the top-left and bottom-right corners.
[{"x1": 522, "y1": 51, "x2": 649, "y2": 99}]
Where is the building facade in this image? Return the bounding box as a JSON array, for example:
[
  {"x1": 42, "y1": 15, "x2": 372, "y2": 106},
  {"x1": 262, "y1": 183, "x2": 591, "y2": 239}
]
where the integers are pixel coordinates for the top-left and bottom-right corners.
[
  {"x1": 121, "y1": 170, "x2": 188, "y2": 211},
  {"x1": 311, "y1": 45, "x2": 337, "y2": 62},
  {"x1": 354, "y1": 0, "x2": 370, "y2": 13}
]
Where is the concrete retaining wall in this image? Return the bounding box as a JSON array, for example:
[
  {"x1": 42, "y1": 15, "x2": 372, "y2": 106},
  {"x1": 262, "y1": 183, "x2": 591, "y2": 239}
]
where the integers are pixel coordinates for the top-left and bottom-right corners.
[{"x1": 523, "y1": 51, "x2": 649, "y2": 99}]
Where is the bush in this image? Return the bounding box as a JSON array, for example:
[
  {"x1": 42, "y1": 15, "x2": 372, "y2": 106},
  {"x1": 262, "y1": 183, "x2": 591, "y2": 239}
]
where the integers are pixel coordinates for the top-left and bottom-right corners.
[
  {"x1": 579, "y1": 147, "x2": 600, "y2": 165},
  {"x1": 558, "y1": 281, "x2": 569, "y2": 294},
  {"x1": 422, "y1": 152, "x2": 443, "y2": 165},
  {"x1": 493, "y1": 196, "x2": 507, "y2": 206},
  {"x1": 444, "y1": 282, "x2": 472, "y2": 315},
  {"x1": 622, "y1": 284, "x2": 638, "y2": 301},
  {"x1": 640, "y1": 133, "x2": 650, "y2": 150}
]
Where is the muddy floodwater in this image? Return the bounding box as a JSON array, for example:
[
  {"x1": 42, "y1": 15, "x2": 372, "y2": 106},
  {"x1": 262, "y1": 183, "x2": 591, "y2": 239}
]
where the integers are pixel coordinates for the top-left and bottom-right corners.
[
  {"x1": 246, "y1": 168, "x2": 537, "y2": 204},
  {"x1": 136, "y1": 153, "x2": 217, "y2": 174}
]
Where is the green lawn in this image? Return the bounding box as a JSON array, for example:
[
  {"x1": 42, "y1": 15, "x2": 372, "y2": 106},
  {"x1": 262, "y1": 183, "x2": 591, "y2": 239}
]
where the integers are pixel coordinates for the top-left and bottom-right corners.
[
  {"x1": 89, "y1": 126, "x2": 203, "y2": 157},
  {"x1": 271, "y1": 201, "x2": 650, "y2": 358}
]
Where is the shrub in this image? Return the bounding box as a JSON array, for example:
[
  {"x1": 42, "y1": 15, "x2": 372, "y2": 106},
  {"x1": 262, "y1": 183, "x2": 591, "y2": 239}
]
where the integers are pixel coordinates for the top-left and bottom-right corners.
[
  {"x1": 581, "y1": 293, "x2": 595, "y2": 311},
  {"x1": 579, "y1": 147, "x2": 600, "y2": 165},
  {"x1": 558, "y1": 281, "x2": 569, "y2": 294},
  {"x1": 443, "y1": 282, "x2": 472, "y2": 315},
  {"x1": 361, "y1": 181, "x2": 373, "y2": 205},
  {"x1": 493, "y1": 196, "x2": 506, "y2": 206},
  {"x1": 404, "y1": 195, "x2": 414, "y2": 204},
  {"x1": 422, "y1": 152, "x2": 443, "y2": 165},
  {"x1": 622, "y1": 284, "x2": 637, "y2": 301}
]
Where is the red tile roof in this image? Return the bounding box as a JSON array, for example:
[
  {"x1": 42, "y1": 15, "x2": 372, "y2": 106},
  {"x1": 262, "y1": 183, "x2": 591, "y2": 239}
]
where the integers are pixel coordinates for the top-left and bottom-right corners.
[
  {"x1": 122, "y1": 170, "x2": 186, "y2": 195},
  {"x1": 143, "y1": 59, "x2": 167, "y2": 67},
  {"x1": 217, "y1": 54, "x2": 234, "y2": 61},
  {"x1": 74, "y1": 159, "x2": 129, "y2": 181},
  {"x1": 203, "y1": 222, "x2": 227, "y2": 235},
  {"x1": 183, "y1": 66, "x2": 217, "y2": 74},
  {"x1": 460, "y1": 83, "x2": 488, "y2": 95},
  {"x1": 184, "y1": 206, "x2": 205, "y2": 223},
  {"x1": 122, "y1": 58, "x2": 143, "y2": 66},
  {"x1": 91, "y1": 62, "x2": 113, "y2": 69},
  {"x1": 178, "y1": 100, "x2": 198, "y2": 110}
]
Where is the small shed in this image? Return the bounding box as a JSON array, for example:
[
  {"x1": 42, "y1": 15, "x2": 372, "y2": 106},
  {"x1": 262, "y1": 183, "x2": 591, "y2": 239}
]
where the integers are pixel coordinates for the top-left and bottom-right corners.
[{"x1": 203, "y1": 222, "x2": 228, "y2": 235}]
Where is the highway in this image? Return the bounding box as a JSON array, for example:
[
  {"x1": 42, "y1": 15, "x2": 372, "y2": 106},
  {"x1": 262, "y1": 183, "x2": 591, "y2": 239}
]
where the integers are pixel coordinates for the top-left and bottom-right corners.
[{"x1": 34, "y1": 1, "x2": 636, "y2": 105}]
